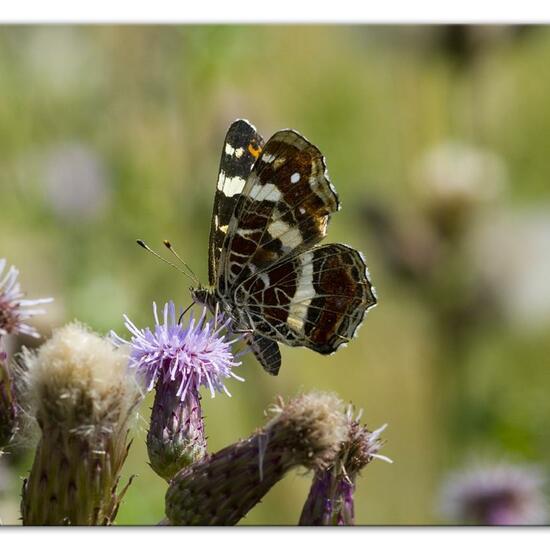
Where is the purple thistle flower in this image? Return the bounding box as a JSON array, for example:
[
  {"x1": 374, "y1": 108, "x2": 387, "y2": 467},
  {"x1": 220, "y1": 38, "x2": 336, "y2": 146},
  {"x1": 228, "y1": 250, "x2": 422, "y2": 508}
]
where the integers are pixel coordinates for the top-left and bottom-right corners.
[
  {"x1": 113, "y1": 301, "x2": 243, "y2": 400},
  {"x1": 439, "y1": 461, "x2": 549, "y2": 525},
  {"x1": 112, "y1": 301, "x2": 244, "y2": 480},
  {"x1": 0, "y1": 258, "x2": 53, "y2": 339}
]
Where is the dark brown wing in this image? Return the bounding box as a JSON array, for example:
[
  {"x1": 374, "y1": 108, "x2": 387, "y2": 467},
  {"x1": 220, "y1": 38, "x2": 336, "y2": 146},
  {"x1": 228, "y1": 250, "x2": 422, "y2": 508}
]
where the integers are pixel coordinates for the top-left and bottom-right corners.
[
  {"x1": 208, "y1": 119, "x2": 264, "y2": 286},
  {"x1": 217, "y1": 130, "x2": 339, "y2": 296},
  {"x1": 234, "y1": 244, "x2": 377, "y2": 354}
]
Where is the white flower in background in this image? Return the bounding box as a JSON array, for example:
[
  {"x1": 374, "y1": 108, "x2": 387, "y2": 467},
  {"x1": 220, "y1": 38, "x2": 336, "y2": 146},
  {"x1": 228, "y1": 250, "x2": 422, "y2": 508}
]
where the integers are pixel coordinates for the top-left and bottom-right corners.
[
  {"x1": 467, "y1": 206, "x2": 550, "y2": 329},
  {"x1": 414, "y1": 141, "x2": 507, "y2": 206},
  {"x1": 43, "y1": 143, "x2": 110, "y2": 223},
  {"x1": 23, "y1": 27, "x2": 104, "y2": 96}
]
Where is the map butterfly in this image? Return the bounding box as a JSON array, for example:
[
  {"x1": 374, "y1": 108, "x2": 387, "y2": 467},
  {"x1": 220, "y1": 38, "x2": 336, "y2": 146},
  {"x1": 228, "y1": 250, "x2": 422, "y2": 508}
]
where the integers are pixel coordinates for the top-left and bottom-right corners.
[{"x1": 191, "y1": 120, "x2": 377, "y2": 375}]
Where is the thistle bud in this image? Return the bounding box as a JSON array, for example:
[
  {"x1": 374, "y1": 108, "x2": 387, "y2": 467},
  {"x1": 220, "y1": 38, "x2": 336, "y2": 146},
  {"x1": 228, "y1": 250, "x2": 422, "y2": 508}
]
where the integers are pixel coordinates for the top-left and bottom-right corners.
[
  {"x1": 146, "y1": 381, "x2": 206, "y2": 481},
  {"x1": 300, "y1": 408, "x2": 390, "y2": 526},
  {"x1": 165, "y1": 392, "x2": 349, "y2": 526},
  {"x1": 20, "y1": 323, "x2": 141, "y2": 525}
]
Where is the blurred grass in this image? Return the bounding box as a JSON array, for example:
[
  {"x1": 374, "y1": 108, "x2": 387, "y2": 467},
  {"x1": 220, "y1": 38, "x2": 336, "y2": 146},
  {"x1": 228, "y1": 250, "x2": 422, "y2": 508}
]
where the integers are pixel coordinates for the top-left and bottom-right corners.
[{"x1": 1, "y1": 25, "x2": 550, "y2": 525}]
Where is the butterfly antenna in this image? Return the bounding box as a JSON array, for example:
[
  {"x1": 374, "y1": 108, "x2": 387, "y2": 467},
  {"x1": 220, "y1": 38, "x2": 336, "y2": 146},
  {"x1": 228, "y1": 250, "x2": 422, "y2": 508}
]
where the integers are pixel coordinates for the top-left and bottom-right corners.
[
  {"x1": 178, "y1": 302, "x2": 194, "y2": 325},
  {"x1": 163, "y1": 240, "x2": 199, "y2": 285},
  {"x1": 136, "y1": 240, "x2": 196, "y2": 283}
]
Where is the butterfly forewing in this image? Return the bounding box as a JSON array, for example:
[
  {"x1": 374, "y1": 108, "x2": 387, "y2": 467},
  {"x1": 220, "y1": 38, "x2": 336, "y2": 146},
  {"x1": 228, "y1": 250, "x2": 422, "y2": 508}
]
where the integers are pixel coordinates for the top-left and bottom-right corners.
[
  {"x1": 208, "y1": 119, "x2": 264, "y2": 286},
  {"x1": 218, "y1": 130, "x2": 339, "y2": 296}
]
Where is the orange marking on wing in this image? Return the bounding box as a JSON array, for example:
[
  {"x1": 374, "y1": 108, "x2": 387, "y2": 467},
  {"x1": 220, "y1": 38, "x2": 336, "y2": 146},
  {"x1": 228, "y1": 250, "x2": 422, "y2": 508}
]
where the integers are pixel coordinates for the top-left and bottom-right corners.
[{"x1": 248, "y1": 143, "x2": 262, "y2": 158}]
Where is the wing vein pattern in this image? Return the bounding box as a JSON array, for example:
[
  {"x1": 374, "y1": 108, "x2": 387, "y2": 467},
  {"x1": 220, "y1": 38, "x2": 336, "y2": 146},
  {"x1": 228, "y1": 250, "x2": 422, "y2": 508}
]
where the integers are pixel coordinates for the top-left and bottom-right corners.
[{"x1": 207, "y1": 121, "x2": 376, "y2": 375}]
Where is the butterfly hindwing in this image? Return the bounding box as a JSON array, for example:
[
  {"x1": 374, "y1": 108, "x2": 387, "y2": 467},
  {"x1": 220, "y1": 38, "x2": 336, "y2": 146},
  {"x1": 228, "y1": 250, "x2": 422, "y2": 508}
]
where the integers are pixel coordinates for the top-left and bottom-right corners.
[
  {"x1": 208, "y1": 119, "x2": 264, "y2": 286},
  {"x1": 234, "y1": 243, "x2": 377, "y2": 355},
  {"x1": 218, "y1": 130, "x2": 339, "y2": 296}
]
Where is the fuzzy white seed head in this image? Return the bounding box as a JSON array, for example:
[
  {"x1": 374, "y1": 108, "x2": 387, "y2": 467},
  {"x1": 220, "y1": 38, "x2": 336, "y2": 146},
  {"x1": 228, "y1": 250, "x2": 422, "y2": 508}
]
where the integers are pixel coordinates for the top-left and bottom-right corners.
[
  {"x1": 23, "y1": 322, "x2": 141, "y2": 434},
  {"x1": 268, "y1": 391, "x2": 350, "y2": 469}
]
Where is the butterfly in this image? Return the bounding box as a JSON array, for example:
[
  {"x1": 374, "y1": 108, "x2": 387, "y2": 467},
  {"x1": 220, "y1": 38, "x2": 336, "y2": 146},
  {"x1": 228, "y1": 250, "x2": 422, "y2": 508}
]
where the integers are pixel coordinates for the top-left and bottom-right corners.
[{"x1": 191, "y1": 119, "x2": 377, "y2": 375}]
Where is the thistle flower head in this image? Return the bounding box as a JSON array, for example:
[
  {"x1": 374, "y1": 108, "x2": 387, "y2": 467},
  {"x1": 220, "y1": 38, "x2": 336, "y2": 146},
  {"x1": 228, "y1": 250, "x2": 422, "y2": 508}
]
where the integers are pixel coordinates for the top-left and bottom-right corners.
[
  {"x1": 23, "y1": 322, "x2": 140, "y2": 433},
  {"x1": 21, "y1": 322, "x2": 142, "y2": 525},
  {"x1": 266, "y1": 391, "x2": 350, "y2": 470},
  {"x1": 340, "y1": 407, "x2": 392, "y2": 474},
  {"x1": 0, "y1": 258, "x2": 53, "y2": 338},
  {"x1": 112, "y1": 302, "x2": 243, "y2": 401},
  {"x1": 439, "y1": 461, "x2": 548, "y2": 525}
]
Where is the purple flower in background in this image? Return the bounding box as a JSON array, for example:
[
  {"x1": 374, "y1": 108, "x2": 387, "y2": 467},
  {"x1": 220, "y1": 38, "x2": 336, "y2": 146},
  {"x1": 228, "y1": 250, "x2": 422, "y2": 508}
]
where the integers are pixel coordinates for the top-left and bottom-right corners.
[
  {"x1": 0, "y1": 258, "x2": 53, "y2": 339},
  {"x1": 112, "y1": 302, "x2": 244, "y2": 480},
  {"x1": 43, "y1": 143, "x2": 110, "y2": 223},
  {"x1": 439, "y1": 461, "x2": 549, "y2": 525}
]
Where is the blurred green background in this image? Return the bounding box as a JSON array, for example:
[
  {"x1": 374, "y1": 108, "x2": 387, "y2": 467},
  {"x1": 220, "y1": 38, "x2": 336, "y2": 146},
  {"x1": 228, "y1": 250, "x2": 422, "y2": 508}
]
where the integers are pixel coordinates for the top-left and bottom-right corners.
[{"x1": 1, "y1": 25, "x2": 550, "y2": 525}]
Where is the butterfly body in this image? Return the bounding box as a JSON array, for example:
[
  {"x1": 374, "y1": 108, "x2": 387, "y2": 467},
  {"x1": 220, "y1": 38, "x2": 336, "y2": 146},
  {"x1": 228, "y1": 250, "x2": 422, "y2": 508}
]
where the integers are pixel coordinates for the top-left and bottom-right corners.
[{"x1": 192, "y1": 119, "x2": 377, "y2": 375}]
